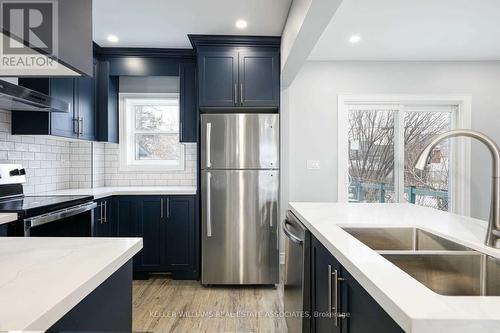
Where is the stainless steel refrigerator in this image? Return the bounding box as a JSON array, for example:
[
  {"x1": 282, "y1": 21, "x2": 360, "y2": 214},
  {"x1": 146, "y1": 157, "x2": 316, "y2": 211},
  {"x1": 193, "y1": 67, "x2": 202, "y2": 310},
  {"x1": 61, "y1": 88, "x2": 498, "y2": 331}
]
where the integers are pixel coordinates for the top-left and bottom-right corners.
[{"x1": 201, "y1": 113, "x2": 279, "y2": 285}]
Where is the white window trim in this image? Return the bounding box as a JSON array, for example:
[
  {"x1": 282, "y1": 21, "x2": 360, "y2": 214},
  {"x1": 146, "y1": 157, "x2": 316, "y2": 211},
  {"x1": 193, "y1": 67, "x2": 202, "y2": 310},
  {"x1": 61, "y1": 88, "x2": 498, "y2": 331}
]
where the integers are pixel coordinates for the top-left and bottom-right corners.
[
  {"x1": 337, "y1": 94, "x2": 472, "y2": 216},
  {"x1": 119, "y1": 92, "x2": 185, "y2": 173}
]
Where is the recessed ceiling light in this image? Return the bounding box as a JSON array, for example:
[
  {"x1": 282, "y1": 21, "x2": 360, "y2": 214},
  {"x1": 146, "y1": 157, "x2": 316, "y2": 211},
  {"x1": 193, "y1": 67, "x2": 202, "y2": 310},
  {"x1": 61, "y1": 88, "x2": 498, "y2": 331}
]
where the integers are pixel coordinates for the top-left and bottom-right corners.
[
  {"x1": 107, "y1": 34, "x2": 119, "y2": 43},
  {"x1": 235, "y1": 19, "x2": 248, "y2": 29},
  {"x1": 349, "y1": 34, "x2": 361, "y2": 44}
]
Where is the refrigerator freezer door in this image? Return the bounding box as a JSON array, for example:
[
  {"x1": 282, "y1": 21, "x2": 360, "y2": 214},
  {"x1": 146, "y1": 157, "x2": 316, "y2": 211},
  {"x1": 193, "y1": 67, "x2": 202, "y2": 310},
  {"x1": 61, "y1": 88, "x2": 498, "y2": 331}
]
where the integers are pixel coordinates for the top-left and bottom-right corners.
[
  {"x1": 201, "y1": 113, "x2": 279, "y2": 170},
  {"x1": 201, "y1": 169, "x2": 279, "y2": 285}
]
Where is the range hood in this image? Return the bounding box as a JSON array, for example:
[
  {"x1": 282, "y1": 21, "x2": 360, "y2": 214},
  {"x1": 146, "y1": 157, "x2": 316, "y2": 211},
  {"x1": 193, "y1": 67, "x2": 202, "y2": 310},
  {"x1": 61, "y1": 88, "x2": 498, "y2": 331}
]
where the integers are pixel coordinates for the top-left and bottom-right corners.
[
  {"x1": 0, "y1": 79, "x2": 69, "y2": 113},
  {"x1": 0, "y1": 0, "x2": 93, "y2": 77}
]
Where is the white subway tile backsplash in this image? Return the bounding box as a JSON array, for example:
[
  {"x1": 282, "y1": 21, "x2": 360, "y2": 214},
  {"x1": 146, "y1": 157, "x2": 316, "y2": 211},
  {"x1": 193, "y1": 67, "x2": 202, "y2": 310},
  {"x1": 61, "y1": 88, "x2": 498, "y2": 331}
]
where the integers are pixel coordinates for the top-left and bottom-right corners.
[{"x1": 0, "y1": 109, "x2": 197, "y2": 192}]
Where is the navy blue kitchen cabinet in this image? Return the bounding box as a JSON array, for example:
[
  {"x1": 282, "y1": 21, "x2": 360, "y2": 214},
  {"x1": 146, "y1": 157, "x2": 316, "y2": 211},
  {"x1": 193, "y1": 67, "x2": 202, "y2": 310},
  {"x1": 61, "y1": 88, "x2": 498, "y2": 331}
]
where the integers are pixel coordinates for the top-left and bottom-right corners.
[
  {"x1": 311, "y1": 236, "x2": 342, "y2": 333},
  {"x1": 96, "y1": 60, "x2": 119, "y2": 143},
  {"x1": 136, "y1": 196, "x2": 164, "y2": 271},
  {"x1": 13, "y1": 63, "x2": 97, "y2": 140},
  {"x1": 12, "y1": 77, "x2": 77, "y2": 138},
  {"x1": 165, "y1": 196, "x2": 198, "y2": 278},
  {"x1": 179, "y1": 62, "x2": 198, "y2": 142},
  {"x1": 238, "y1": 50, "x2": 280, "y2": 107},
  {"x1": 197, "y1": 47, "x2": 279, "y2": 108},
  {"x1": 93, "y1": 198, "x2": 114, "y2": 237},
  {"x1": 198, "y1": 48, "x2": 239, "y2": 107},
  {"x1": 115, "y1": 197, "x2": 140, "y2": 238},
  {"x1": 111, "y1": 195, "x2": 199, "y2": 279},
  {"x1": 310, "y1": 237, "x2": 404, "y2": 333},
  {"x1": 75, "y1": 59, "x2": 97, "y2": 141}
]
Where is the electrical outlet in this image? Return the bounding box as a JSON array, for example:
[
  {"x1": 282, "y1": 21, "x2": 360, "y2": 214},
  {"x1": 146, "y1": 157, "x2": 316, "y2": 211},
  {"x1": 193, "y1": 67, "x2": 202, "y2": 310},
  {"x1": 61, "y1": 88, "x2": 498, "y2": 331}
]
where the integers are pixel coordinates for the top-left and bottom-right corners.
[{"x1": 307, "y1": 160, "x2": 321, "y2": 170}]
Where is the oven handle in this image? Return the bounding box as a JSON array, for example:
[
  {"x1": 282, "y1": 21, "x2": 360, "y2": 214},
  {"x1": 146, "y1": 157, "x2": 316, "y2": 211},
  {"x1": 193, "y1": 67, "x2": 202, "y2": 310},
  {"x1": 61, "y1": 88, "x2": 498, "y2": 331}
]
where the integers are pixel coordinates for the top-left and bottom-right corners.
[{"x1": 24, "y1": 202, "x2": 97, "y2": 231}]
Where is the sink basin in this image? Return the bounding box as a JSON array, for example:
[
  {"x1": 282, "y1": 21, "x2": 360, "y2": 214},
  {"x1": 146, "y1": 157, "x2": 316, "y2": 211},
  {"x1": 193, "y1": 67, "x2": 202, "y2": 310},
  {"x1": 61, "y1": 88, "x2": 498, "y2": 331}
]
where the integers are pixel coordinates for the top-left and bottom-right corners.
[
  {"x1": 342, "y1": 227, "x2": 471, "y2": 251},
  {"x1": 382, "y1": 252, "x2": 500, "y2": 296}
]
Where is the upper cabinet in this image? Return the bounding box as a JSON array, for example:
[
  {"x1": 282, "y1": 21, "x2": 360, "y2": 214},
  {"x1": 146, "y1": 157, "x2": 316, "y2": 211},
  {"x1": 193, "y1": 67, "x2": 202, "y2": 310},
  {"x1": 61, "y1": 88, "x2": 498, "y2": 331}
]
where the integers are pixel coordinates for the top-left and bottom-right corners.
[
  {"x1": 190, "y1": 35, "x2": 280, "y2": 110},
  {"x1": 238, "y1": 50, "x2": 280, "y2": 107},
  {"x1": 12, "y1": 67, "x2": 97, "y2": 140},
  {"x1": 179, "y1": 62, "x2": 198, "y2": 142},
  {"x1": 198, "y1": 49, "x2": 239, "y2": 107}
]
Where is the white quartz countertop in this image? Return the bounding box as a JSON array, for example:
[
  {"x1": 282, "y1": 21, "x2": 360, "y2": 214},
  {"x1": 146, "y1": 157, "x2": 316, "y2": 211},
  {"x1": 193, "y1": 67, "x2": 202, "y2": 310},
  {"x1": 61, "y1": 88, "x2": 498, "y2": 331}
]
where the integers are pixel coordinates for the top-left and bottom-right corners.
[
  {"x1": 46, "y1": 186, "x2": 197, "y2": 199},
  {"x1": 0, "y1": 237, "x2": 142, "y2": 331},
  {"x1": 289, "y1": 202, "x2": 500, "y2": 333},
  {"x1": 0, "y1": 212, "x2": 18, "y2": 225}
]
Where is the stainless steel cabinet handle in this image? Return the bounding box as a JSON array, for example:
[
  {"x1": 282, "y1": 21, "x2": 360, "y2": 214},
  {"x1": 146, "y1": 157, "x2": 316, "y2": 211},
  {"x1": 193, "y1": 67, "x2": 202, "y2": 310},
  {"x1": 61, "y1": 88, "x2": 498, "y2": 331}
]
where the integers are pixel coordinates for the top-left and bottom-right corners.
[
  {"x1": 328, "y1": 265, "x2": 333, "y2": 319},
  {"x1": 73, "y1": 118, "x2": 78, "y2": 135},
  {"x1": 332, "y1": 269, "x2": 350, "y2": 326},
  {"x1": 79, "y1": 117, "x2": 84, "y2": 135},
  {"x1": 206, "y1": 172, "x2": 212, "y2": 237},
  {"x1": 234, "y1": 83, "x2": 238, "y2": 104},
  {"x1": 240, "y1": 83, "x2": 243, "y2": 104},
  {"x1": 332, "y1": 269, "x2": 339, "y2": 326},
  {"x1": 99, "y1": 202, "x2": 103, "y2": 224},
  {"x1": 103, "y1": 201, "x2": 107, "y2": 223},
  {"x1": 160, "y1": 198, "x2": 164, "y2": 219},
  {"x1": 206, "y1": 122, "x2": 212, "y2": 168},
  {"x1": 166, "y1": 198, "x2": 170, "y2": 219}
]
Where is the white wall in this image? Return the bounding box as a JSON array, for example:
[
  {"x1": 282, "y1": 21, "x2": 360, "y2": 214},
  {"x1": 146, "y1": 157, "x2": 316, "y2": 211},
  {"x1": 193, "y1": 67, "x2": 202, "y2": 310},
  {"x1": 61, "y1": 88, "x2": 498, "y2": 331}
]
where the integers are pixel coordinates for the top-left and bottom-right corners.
[{"x1": 285, "y1": 61, "x2": 500, "y2": 221}]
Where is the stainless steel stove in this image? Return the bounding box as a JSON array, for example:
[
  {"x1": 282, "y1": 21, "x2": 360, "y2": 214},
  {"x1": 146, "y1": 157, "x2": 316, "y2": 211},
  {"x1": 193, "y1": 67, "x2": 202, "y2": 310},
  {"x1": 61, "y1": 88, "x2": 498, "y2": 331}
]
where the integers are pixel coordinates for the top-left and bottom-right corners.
[{"x1": 0, "y1": 164, "x2": 96, "y2": 237}]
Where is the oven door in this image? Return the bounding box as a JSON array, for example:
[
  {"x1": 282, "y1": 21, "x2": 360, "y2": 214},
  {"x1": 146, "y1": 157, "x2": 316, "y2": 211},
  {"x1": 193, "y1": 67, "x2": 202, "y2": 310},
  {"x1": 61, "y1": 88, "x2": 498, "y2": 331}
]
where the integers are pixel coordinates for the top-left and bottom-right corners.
[{"x1": 24, "y1": 202, "x2": 97, "y2": 237}]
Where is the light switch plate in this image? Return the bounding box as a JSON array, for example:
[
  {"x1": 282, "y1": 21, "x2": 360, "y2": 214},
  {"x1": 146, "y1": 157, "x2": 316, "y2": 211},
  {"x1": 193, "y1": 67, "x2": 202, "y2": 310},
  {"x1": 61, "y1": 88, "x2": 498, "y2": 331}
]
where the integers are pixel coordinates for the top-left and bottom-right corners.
[{"x1": 307, "y1": 160, "x2": 321, "y2": 170}]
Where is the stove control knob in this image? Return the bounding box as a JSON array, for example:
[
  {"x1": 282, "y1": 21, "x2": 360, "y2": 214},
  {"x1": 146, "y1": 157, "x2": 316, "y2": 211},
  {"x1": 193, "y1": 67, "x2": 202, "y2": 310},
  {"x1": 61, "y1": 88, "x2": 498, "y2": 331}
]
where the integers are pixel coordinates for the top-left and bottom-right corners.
[
  {"x1": 19, "y1": 169, "x2": 26, "y2": 175},
  {"x1": 10, "y1": 169, "x2": 20, "y2": 176}
]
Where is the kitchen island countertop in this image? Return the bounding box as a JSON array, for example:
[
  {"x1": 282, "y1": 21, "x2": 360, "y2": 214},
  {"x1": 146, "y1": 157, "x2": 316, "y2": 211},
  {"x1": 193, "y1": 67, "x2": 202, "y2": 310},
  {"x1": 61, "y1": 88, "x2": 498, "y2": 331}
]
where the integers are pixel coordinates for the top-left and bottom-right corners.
[
  {"x1": 0, "y1": 237, "x2": 142, "y2": 331},
  {"x1": 290, "y1": 202, "x2": 500, "y2": 333}
]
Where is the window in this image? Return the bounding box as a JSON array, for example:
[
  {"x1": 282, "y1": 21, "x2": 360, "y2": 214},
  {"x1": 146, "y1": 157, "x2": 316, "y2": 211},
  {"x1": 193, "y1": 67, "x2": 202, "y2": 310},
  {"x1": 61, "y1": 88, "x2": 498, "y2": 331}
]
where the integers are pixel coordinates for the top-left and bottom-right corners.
[
  {"x1": 119, "y1": 93, "x2": 184, "y2": 172},
  {"x1": 338, "y1": 95, "x2": 471, "y2": 215}
]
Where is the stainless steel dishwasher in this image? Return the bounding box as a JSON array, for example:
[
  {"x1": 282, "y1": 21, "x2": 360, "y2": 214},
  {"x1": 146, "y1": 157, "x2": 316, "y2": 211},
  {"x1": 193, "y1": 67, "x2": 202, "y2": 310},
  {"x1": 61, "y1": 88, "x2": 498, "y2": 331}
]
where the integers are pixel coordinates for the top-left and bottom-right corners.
[{"x1": 283, "y1": 211, "x2": 310, "y2": 333}]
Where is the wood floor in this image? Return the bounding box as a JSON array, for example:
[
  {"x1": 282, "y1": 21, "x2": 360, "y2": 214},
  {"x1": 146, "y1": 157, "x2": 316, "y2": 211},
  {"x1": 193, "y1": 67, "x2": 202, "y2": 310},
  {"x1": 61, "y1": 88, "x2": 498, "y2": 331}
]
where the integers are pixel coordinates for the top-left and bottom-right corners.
[{"x1": 132, "y1": 276, "x2": 287, "y2": 333}]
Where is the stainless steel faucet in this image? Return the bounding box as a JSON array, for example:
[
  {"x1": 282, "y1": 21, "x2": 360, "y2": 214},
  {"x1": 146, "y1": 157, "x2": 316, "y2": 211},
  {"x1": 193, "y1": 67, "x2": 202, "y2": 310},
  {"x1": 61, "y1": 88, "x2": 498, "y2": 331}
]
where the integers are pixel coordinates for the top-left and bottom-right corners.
[{"x1": 415, "y1": 129, "x2": 500, "y2": 248}]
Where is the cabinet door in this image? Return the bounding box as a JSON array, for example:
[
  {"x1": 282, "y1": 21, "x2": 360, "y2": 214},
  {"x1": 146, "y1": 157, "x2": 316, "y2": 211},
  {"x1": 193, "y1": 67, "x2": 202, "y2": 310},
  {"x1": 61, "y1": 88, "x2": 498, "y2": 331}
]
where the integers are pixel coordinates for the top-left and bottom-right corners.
[
  {"x1": 115, "y1": 197, "x2": 139, "y2": 237},
  {"x1": 311, "y1": 237, "x2": 342, "y2": 333},
  {"x1": 138, "y1": 197, "x2": 165, "y2": 271},
  {"x1": 238, "y1": 50, "x2": 279, "y2": 107},
  {"x1": 50, "y1": 78, "x2": 78, "y2": 138},
  {"x1": 342, "y1": 270, "x2": 404, "y2": 333},
  {"x1": 198, "y1": 49, "x2": 238, "y2": 107},
  {"x1": 179, "y1": 62, "x2": 198, "y2": 142},
  {"x1": 75, "y1": 60, "x2": 96, "y2": 140},
  {"x1": 164, "y1": 196, "x2": 195, "y2": 270}
]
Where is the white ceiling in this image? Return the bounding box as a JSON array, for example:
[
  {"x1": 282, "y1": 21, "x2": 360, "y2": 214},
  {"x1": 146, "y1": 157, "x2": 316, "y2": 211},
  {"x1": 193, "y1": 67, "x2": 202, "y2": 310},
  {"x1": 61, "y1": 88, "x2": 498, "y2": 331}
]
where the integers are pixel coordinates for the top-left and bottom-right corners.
[
  {"x1": 93, "y1": 0, "x2": 292, "y2": 48},
  {"x1": 309, "y1": 0, "x2": 500, "y2": 61}
]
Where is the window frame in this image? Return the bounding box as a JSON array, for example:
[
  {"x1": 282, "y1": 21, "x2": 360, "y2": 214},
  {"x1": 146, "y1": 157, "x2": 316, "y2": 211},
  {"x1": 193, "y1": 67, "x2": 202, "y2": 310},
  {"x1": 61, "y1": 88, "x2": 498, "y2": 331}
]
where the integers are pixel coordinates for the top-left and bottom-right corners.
[
  {"x1": 338, "y1": 94, "x2": 471, "y2": 216},
  {"x1": 118, "y1": 92, "x2": 185, "y2": 172}
]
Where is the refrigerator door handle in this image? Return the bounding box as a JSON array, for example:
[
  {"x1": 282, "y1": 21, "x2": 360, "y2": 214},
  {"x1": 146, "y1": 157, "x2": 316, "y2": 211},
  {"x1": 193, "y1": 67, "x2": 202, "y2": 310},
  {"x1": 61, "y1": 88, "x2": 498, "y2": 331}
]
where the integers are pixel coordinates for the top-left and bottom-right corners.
[
  {"x1": 206, "y1": 122, "x2": 212, "y2": 168},
  {"x1": 206, "y1": 171, "x2": 212, "y2": 237}
]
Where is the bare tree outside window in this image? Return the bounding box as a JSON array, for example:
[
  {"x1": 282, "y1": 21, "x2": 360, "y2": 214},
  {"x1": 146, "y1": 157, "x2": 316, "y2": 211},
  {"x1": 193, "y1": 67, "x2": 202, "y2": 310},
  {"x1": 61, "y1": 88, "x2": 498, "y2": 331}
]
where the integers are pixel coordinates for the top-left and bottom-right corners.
[{"x1": 348, "y1": 107, "x2": 451, "y2": 211}]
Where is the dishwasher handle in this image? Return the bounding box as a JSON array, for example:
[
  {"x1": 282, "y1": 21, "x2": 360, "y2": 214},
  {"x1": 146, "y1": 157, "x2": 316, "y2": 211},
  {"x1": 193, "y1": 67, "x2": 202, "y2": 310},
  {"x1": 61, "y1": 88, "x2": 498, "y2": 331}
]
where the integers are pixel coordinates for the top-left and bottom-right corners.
[{"x1": 282, "y1": 219, "x2": 304, "y2": 244}]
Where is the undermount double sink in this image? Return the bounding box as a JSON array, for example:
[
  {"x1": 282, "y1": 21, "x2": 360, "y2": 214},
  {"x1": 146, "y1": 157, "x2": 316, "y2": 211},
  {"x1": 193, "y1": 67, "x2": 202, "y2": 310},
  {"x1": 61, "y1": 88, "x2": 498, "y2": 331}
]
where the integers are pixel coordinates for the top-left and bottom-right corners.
[{"x1": 342, "y1": 227, "x2": 500, "y2": 296}]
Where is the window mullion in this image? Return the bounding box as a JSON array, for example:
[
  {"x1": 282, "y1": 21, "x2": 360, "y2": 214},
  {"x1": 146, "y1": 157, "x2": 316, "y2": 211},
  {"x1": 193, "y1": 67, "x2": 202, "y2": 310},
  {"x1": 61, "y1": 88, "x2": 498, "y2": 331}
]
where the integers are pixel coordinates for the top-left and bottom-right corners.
[{"x1": 394, "y1": 105, "x2": 405, "y2": 203}]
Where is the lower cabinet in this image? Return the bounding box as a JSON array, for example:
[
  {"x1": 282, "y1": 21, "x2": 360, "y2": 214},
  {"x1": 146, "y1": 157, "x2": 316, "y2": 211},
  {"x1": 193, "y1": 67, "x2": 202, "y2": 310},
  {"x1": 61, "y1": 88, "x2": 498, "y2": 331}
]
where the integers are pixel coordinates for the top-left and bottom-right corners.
[
  {"x1": 311, "y1": 236, "x2": 404, "y2": 333},
  {"x1": 97, "y1": 195, "x2": 199, "y2": 280}
]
